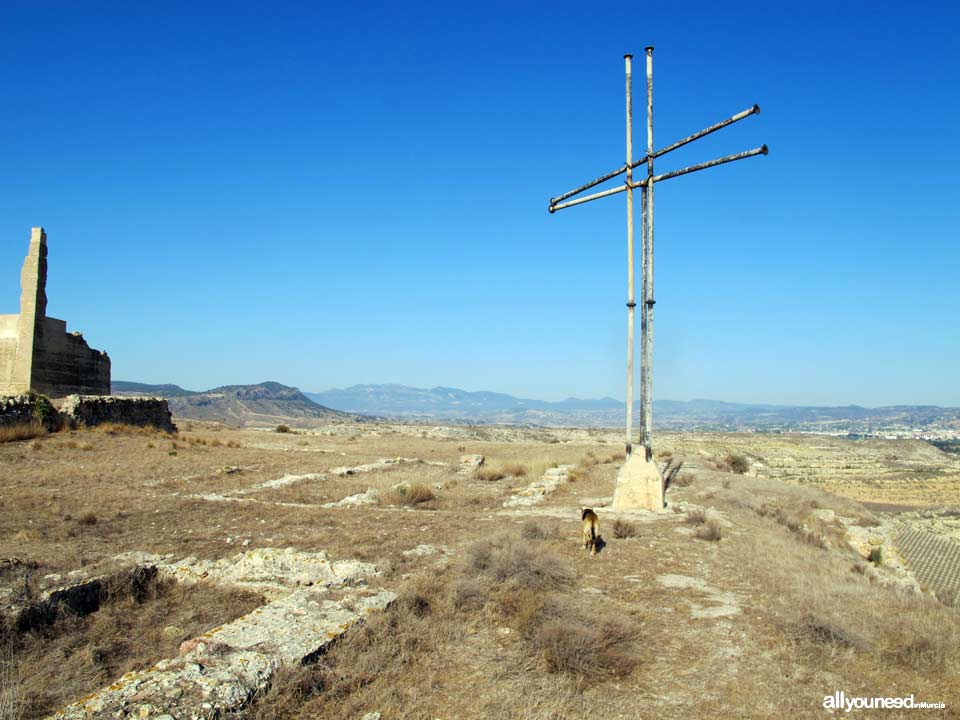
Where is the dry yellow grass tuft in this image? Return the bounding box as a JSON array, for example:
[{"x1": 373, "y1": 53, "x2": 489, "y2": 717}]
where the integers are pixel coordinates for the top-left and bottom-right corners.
[
  {"x1": 377, "y1": 483, "x2": 436, "y2": 507},
  {"x1": 0, "y1": 422, "x2": 45, "y2": 444}
]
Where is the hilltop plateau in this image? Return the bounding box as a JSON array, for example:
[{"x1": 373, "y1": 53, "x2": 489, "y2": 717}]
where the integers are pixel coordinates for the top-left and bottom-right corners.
[{"x1": 1, "y1": 420, "x2": 958, "y2": 718}]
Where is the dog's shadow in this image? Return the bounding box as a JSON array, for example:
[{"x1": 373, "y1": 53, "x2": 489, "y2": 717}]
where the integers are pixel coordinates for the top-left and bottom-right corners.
[{"x1": 592, "y1": 536, "x2": 607, "y2": 555}]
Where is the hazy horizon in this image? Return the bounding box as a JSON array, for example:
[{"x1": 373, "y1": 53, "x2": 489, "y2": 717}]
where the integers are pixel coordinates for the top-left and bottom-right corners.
[{"x1": 114, "y1": 378, "x2": 960, "y2": 410}]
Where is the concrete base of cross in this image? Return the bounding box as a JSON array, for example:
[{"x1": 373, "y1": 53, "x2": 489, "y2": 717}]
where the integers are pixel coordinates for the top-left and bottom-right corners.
[{"x1": 611, "y1": 453, "x2": 666, "y2": 512}]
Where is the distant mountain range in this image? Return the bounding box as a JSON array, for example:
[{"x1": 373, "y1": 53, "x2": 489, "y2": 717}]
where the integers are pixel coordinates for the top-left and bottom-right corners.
[
  {"x1": 113, "y1": 380, "x2": 960, "y2": 433},
  {"x1": 111, "y1": 380, "x2": 358, "y2": 427},
  {"x1": 306, "y1": 384, "x2": 960, "y2": 433}
]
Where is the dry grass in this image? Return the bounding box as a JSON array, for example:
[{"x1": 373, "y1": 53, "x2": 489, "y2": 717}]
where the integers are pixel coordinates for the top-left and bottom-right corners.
[
  {"x1": 464, "y1": 534, "x2": 573, "y2": 591},
  {"x1": 474, "y1": 467, "x2": 507, "y2": 482},
  {"x1": 3, "y1": 575, "x2": 262, "y2": 719},
  {"x1": 694, "y1": 519, "x2": 723, "y2": 542},
  {"x1": 684, "y1": 509, "x2": 707, "y2": 525},
  {"x1": 670, "y1": 472, "x2": 693, "y2": 488},
  {"x1": 722, "y1": 453, "x2": 750, "y2": 474},
  {"x1": 377, "y1": 483, "x2": 436, "y2": 507},
  {"x1": 755, "y1": 501, "x2": 837, "y2": 550},
  {"x1": 0, "y1": 422, "x2": 45, "y2": 444},
  {"x1": 521, "y1": 521, "x2": 550, "y2": 540},
  {"x1": 610, "y1": 518, "x2": 638, "y2": 539},
  {"x1": 532, "y1": 613, "x2": 637, "y2": 682}
]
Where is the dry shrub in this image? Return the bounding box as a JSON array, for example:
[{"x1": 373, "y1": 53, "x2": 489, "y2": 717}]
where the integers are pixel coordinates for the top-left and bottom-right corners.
[
  {"x1": 607, "y1": 452, "x2": 626, "y2": 463},
  {"x1": 474, "y1": 467, "x2": 507, "y2": 482},
  {"x1": 275, "y1": 424, "x2": 290, "y2": 433},
  {"x1": 611, "y1": 518, "x2": 638, "y2": 539},
  {"x1": 0, "y1": 422, "x2": 45, "y2": 444},
  {"x1": 567, "y1": 467, "x2": 586, "y2": 482},
  {"x1": 755, "y1": 502, "x2": 834, "y2": 550},
  {"x1": 502, "y1": 462, "x2": 528, "y2": 478},
  {"x1": 452, "y1": 578, "x2": 487, "y2": 613},
  {"x1": 226, "y1": 440, "x2": 241, "y2": 448},
  {"x1": 695, "y1": 519, "x2": 723, "y2": 541},
  {"x1": 533, "y1": 614, "x2": 637, "y2": 682},
  {"x1": 684, "y1": 509, "x2": 707, "y2": 525},
  {"x1": 722, "y1": 453, "x2": 750, "y2": 474},
  {"x1": 671, "y1": 472, "x2": 693, "y2": 488},
  {"x1": 521, "y1": 521, "x2": 549, "y2": 540},
  {"x1": 795, "y1": 614, "x2": 868, "y2": 650},
  {"x1": 465, "y1": 535, "x2": 573, "y2": 592},
  {"x1": 77, "y1": 512, "x2": 97, "y2": 527},
  {"x1": 378, "y1": 484, "x2": 435, "y2": 508}
]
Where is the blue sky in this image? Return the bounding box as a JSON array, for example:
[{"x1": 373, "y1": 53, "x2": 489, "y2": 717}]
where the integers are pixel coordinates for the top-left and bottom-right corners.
[{"x1": 1, "y1": 1, "x2": 957, "y2": 406}]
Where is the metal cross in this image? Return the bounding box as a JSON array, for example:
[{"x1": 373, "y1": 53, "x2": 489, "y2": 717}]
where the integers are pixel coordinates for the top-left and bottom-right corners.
[{"x1": 548, "y1": 47, "x2": 766, "y2": 461}]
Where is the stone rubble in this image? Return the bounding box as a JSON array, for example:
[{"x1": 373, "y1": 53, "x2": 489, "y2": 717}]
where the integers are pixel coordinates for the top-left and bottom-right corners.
[
  {"x1": 329, "y1": 457, "x2": 442, "y2": 476},
  {"x1": 322, "y1": 487, "x2": 379, "y2": 508},
  {"x1": 457, "y1": 454, "x2": 485, "y2": 474},
  {"x1": 45, "y1": 548, "x2": 395, "y2": 720},
  {"x1": 503, "y1": 464, "x2": 577, "y2": 507}
]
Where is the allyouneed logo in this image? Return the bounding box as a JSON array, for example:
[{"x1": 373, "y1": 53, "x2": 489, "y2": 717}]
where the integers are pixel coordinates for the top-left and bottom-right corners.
[{"x1": 823, "y1": 692, "x2": 945, "y2": 712}]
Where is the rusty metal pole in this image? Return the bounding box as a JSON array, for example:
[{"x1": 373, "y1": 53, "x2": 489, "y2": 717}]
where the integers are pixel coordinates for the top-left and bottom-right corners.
[
  {"x1": 642, "y1": 46, "x2": 655, "y2": 461},
  {"x1": 624, "y1": 54, "x2": 636, "y2": 458}
]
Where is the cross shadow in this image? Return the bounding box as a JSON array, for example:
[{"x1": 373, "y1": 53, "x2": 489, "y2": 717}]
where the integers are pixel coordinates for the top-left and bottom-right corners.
[{"x1": 663, "y1": 459, "x2": 684, "y2": 493}]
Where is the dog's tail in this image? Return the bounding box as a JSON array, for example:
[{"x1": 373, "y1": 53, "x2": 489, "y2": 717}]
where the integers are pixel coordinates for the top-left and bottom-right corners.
[{"x1": 590, "y1": 523, "x2": 596, "y2": 542}]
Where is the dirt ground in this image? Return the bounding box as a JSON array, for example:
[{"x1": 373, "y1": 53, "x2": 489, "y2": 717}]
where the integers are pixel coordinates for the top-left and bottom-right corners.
[{"x1": 2, "y1": 421, "x2": 959, "y2": 719}]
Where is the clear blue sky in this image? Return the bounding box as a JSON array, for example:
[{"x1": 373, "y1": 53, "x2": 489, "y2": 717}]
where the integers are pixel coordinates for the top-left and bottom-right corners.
[{"x1": 1, "y1": 1, "x2": 957, "y2": 406}]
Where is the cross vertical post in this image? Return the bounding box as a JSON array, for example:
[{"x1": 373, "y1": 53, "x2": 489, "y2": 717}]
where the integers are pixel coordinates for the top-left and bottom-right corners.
[
  {"x1": 624, "y1": 53, "x2": 636, "y2": 458},
  {"x1": 642, "y1": 46, "x2": 655, "y2": 462},
  {"x1": 547, "y1": 49, "x2": 767, "y2": 511}
]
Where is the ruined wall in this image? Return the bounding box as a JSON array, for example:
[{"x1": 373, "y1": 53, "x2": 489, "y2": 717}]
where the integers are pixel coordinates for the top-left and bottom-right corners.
[
  {"x1": 0, "y1": 228, "x2": 110, "y2": 397},
  {"x1": 59, "y1": 395, "x2": 176, "y2": 432},
  {"x1": 31, "y1": 319, "x2": 111, "y2": 397},
  {"x1": 0, "y1": 394, "x2": 41, "y2": 428}
]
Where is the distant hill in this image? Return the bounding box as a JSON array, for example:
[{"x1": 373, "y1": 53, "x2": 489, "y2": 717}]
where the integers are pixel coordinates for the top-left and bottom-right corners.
[
  {"x1": 307, "y1": 384, "x2": 960, "y2": 433},
  {"x1": 113, "y1": 380, "x2": 359, "y2": 427},
  {"x1": 306, "y1": 384, "x2": 620, "y2": 418},
  {"x1": 112, "y1": 381, "x2": 200, "y2": 398}
]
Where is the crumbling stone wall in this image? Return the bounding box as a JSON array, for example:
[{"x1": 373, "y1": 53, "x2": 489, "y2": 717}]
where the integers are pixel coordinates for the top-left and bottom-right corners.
[
  {"x1": 60, "y1": 395, "x2": 176, "y2": 432},
  {"x1": 0, "y1": 228, "x2": 110, "y2": 397},
  {"x1": 0, "y1": 394, "x2": 43, "y2": 428}
]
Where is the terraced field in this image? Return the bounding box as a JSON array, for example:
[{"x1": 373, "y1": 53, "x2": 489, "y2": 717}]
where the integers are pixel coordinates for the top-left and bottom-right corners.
[
  {"x1": 896, "y1": 526, "x2": 960, "y2": 602},
  {"x1": 659, "y1": 432, "x2": 960, "y2": 507}
]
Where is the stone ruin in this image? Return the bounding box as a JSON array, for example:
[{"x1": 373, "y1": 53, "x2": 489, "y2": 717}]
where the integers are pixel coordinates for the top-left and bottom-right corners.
[{"x1": 0, "y1": 227, "x2": 110, "y2": 397}]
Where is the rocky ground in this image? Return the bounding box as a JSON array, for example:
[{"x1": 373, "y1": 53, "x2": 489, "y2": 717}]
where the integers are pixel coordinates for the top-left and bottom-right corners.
[{"x1": 1, "y1": 421, "x2": 958, "y2": 719}]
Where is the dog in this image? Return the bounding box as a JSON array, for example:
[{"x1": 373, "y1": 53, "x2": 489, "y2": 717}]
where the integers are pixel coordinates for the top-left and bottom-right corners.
[{"x1": 581, "y1": 508, "x2": 600, "y2": 556}]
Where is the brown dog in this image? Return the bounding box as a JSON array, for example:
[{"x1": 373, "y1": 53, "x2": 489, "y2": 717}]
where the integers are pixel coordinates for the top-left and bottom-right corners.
[{"x1": 581, "y1": 508, "x2": 600, "y2": 556}]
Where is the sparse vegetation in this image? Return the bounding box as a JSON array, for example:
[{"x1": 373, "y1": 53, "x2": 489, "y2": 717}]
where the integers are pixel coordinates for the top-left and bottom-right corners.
[
  {"x1": 722, "y1": 453, "x2": 750, "y2": 474},
  {"x1": 378, "y1": 483, "x2": 435, "y2": 507},
  {"x1": 684, "y1": 509, "x2": 707, "y2": 525},
  {"x1": 521, "y1": 521, "x2": 549, "y2": 540},
  {"x1": 473, "y1": 467, "x2": 506, "y2": 482},
  {"x1": 695, "y1": 519, "x2": 723, "y2": 541},
  {"x1": 2, "y1": 424, "x2": 958, "y2": 718},
  {"x1": 1, "y1": 574, "x2": 262, "y2": 719},
  {"x1": 275, "y1": 424, "x2": 290, "y2": 433},
  {"x1": 0, "y1": 422, "x2": 45, "y2": 444},
  {"x1": 611, "y1": 518, "x2": 638, "y2": 539}
]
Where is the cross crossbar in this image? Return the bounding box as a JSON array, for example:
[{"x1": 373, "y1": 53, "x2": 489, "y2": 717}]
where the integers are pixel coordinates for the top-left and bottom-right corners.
[{"x1": 547, "y1": 48, "x2": 766, "y2": 463}]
